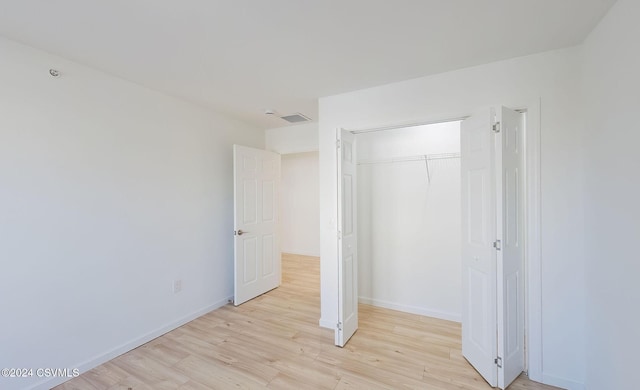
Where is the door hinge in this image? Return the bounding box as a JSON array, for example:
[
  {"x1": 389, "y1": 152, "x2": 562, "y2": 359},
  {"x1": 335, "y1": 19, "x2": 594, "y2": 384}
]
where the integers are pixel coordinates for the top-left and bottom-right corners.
[
  {"x1": 337, "y1": 230, "x2": 342, "y2": 239},
  {"x1": 493, "y1": 239, "x2": 502, "y2": 251},
  {"x1": 337, "y1": 322, "x2": 343, "y2": 331},
  {"x1": 495, "y1": 356, "x2": 503, "y2": 368},
  {"x1": 336, "y1": 139, "x2": 341, "y2": 149},
  {"x1": 492, "y1": 122, "x2": 501, "y2": 133}
]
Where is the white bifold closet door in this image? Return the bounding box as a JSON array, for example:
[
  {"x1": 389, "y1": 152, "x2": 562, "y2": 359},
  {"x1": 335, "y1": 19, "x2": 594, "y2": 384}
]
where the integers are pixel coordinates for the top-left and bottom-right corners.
[
  {"x1": 461, "y1": 107, "x2": 524, "y2": 389},
  {"x1": 336, "y1": 128, "x2": 358, "y2": 347}
]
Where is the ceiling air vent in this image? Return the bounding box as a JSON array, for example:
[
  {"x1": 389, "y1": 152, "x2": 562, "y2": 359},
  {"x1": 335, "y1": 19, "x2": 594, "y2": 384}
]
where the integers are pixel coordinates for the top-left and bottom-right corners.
[{"x1": 280, "y1": 113, "x2": 311, "y2": 123}]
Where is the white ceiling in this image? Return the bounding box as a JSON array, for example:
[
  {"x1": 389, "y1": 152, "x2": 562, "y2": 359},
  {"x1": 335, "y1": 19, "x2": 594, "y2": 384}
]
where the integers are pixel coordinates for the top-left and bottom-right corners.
[{"x1": 0, "y1": 0, "x2": 616, "y2": 129}]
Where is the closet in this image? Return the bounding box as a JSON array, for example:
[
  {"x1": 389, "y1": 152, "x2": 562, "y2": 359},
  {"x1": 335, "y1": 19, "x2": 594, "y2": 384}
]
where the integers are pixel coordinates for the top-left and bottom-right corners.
[
  {"x1": 355, "y1": 121, "x2": 462, "y2": 321},
  {"x1": 336, "y1": 107, "x2": 526, "y2": 387}
]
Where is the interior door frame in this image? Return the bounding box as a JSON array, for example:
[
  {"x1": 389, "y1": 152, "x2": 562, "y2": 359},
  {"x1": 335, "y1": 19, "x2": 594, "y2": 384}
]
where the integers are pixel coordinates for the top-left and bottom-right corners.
[{"x1": 335, "y1": 99, "x2": 542, "y2": 382}]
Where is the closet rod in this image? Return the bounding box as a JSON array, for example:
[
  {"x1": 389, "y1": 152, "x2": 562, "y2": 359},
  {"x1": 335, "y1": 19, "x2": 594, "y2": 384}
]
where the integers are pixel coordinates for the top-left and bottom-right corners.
[{"x1": 357, "y1": 152, "x2": 460, "y2": 166}]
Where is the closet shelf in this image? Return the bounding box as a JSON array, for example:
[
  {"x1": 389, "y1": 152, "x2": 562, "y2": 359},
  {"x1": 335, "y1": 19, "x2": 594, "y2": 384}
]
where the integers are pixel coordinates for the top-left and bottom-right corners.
[{"x1": 356, "y1": 152, "x2": 460, "y2": 166}]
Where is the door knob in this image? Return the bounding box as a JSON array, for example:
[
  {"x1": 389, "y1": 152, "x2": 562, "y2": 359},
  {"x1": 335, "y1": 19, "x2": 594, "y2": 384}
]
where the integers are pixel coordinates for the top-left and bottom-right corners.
[{"x1": 236, "y1": 229, "x2": 245, "y2": 236}]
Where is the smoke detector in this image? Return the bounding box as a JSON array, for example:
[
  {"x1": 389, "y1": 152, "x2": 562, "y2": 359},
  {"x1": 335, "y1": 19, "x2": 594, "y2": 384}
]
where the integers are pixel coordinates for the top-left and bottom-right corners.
[{"x1": 279, "y1": 113, "x2": 311, "y2": 123}]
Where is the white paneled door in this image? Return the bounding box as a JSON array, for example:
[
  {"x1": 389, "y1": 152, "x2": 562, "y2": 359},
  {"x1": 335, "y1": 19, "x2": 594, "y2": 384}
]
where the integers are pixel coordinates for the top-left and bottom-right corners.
[
  {"x1": 461, "y1": 109, "x2": 498, "y2": 386},
  {"x1": 336, "y1": 128, "x2": 358, "y2": 347},
  {"x1": 233, "y1": 145, "x2": 281, "y2": 306},
  {"x1": 461, "y1": 107, "x2": 524, "y2": 389},
  {"x1": 496, "y1": 107, "x2": 525, "y2": 389}
]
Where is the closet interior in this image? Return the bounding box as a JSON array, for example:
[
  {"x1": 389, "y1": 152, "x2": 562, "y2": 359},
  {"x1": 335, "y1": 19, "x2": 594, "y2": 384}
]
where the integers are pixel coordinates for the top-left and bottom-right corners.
[{"x1": 356, "y1": 120, "x2": 463, "y2": 322}]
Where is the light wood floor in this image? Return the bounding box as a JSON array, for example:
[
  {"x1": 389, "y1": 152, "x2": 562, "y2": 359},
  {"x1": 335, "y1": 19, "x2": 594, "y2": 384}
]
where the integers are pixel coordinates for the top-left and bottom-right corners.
[{"x1": 55, "y1": 253, "x2": 560, "y2": 390}]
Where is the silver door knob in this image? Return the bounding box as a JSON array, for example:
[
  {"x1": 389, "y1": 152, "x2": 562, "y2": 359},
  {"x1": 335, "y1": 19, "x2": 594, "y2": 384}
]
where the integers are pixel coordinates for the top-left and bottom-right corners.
[{"x1": 236, "y1": 229, "x2": 245, "y2": 236}]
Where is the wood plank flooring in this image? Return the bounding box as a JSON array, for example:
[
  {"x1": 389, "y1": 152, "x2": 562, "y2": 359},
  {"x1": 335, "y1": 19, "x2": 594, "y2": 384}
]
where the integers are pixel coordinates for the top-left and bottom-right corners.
[{"x1": 55, "y1": 253, "x2": 561, "y2": 390}]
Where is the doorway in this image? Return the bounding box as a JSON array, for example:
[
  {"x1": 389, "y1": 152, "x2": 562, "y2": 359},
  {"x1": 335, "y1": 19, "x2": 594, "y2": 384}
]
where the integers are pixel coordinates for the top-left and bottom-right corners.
[
  {"x1": 334, "y1": 107, "x2": 531, "y2": 389},
  {"x1": 280, "y1": 152, "x2": 320, "y2": 257},
  {"x1": 356, "y1": 121, "x2": 463, "y2": 322}
]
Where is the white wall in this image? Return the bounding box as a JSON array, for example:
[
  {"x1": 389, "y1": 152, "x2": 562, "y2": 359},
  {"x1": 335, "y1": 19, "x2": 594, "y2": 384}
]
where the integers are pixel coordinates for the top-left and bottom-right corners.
[
  {"x1": 582, "y1": 1, "x2": 640, "y2": 388},
  {"x1": 357, "y1": 122, "x2": 461, "y2": 321},
  {"x1": 319, "y1": 48, "x2": 586, "y2": 388},
  {"x1": 0, "y1": 37, "x2": 263, "y2": 390},
  {"x1": 280, "y1": 152, "x2": 320, "y2": 257},
  {"x1": 266, "y1": 122, "x2": 318, "y2": 154},
  {"x1": 266, "y1": 122, "x2": 320, "y2": 257}
]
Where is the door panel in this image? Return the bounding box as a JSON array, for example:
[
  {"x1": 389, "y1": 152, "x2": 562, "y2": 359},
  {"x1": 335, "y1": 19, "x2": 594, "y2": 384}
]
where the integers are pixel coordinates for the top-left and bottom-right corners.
[
  {"x1": 243, "y1": 237, "x2": 258, "y2": 283},
  {"x1": 262, "y1": 234, "x2": 275, "y2": 276},
  {"x1": 468, "y1": 168, "x2": 488, "y2": 244},
  {"x1": 468, "y1": 267, "x2": 492, "y2": 350},
  {"x1": 462, "y1": 107, "x2": 525, "y2": 388},
  {"x1": 336, "y1": 129, "x2": 358, "y2": 347},
  {"x1": 497, "y1": 107, "x2": 525, "y2": 389},
  {"x1": 243, "y1": 179, "x2": 257, "y2": 223},
  {"x1": 461, "y1": 110, "x2": 498, "y2": 387},
  {"x1": 233, "y1": 145, "x2": 281, "y2": 306}
]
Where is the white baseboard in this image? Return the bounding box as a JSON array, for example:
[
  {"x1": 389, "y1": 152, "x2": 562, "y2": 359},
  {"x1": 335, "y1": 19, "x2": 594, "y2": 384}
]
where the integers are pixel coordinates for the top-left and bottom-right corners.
[
  {"x1": 31, "y1": 296, "x2": 232, "y2": 390},
  {"x1": 282, "y1": 251, "x2": 320, "y2": 258},
  {"x1": 527, "y1": 367, "x2": 543, "y2": 384},
  {"x1": 542, "y1": 373, "x2": 585, "y2": 390},
  {"x1": 359, "y1": 296, "x2": 461, "y2": 323}
]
